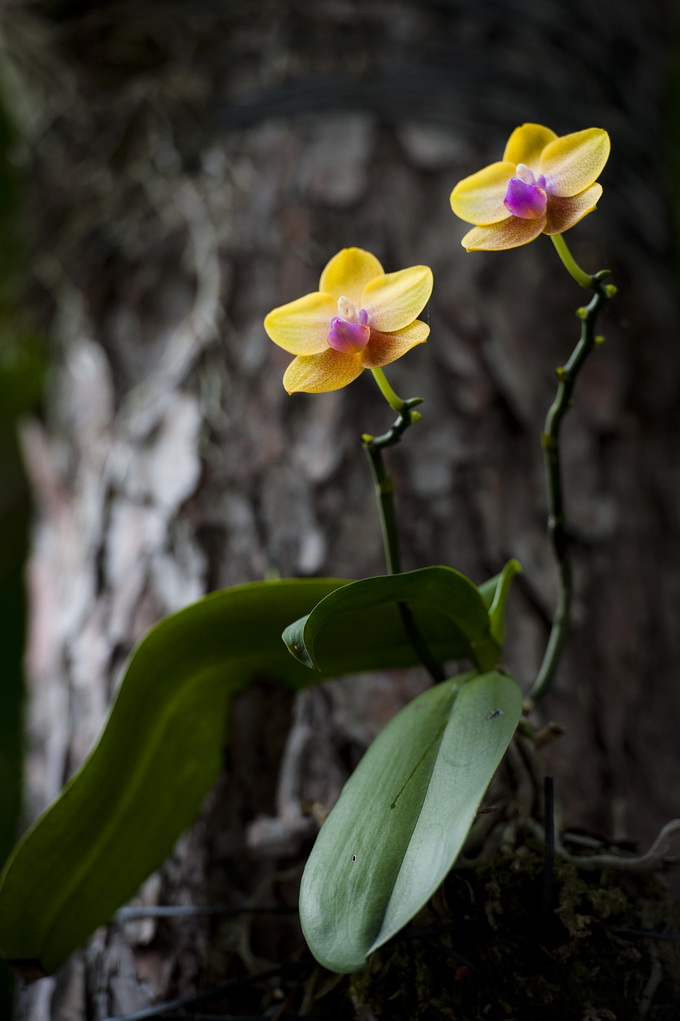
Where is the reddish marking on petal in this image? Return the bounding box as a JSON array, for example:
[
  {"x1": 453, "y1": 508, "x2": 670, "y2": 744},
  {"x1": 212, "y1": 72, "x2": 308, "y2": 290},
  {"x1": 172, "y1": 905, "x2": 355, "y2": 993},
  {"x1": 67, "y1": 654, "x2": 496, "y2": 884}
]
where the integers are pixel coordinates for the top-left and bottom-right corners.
[
  {"x1": 327, "y1": 317, "x2": 370, "y2": 353},
  {"x1": 503, "y1": 178, "x2": 547, "y2": 220}
]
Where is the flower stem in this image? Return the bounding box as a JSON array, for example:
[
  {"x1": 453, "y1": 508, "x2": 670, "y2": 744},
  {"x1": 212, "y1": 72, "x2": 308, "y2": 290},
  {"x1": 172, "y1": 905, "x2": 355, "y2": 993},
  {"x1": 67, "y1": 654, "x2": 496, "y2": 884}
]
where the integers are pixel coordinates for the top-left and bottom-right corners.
[
  {"x1": 362, "y1": 372, "x2": 445, "y2": 684},
  {"x1": 550, "y1": 233, "x2": 594, "y2": 289},
  {"x1": 362, "y1": 437, "x2": 403, "y2": 575},
  {"x1": 371, "y1": 366, "x2": 406, "y2": 413},
  {"x1": 529, "y1": 267, "x2": 614, "y2": 702},
  {"x1": 363, "y1": 372, "x2": 422, "y2": 571}
]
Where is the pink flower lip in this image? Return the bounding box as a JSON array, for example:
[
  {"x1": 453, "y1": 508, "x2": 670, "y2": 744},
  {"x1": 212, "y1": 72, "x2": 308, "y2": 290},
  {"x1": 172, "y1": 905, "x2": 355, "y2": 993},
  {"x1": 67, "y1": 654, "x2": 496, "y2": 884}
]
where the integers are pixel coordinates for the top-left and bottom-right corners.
[
  {"x1": 503, "y1": 177, "x2": 548, "y2": 220},
  {"x1": 327, "y1": 316, "x2": 371, "y2": 353}
]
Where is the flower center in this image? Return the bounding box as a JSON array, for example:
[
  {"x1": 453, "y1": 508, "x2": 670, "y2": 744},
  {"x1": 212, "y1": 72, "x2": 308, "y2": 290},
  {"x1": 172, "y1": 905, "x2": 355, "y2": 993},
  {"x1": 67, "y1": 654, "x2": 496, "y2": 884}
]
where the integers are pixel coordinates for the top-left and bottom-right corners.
[
  {"x1": 504, "y1": 164, "x2": 548, "y2": 220},
  {"x1": 327, "y1": 297, "x2": 370, "y2": 353}
]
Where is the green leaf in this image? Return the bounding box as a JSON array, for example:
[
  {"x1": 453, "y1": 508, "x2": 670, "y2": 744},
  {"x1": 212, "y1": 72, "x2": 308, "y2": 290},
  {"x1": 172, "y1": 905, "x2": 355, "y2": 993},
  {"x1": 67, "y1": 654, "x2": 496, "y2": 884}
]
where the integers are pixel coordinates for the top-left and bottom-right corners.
[
  {"x1": 477, "y1": 558, "x2": 522, "y2": 614},
  {"x1": 0, "y1": 573, "x2": 491, "y2": 977},
  {"x1": 0, "y1": 579, "x2": 348, "y2": 977},
  {"x1": 299, "y1": 669, "x2": 523, "y2": 973},
  {"x1": 485, "y1": 558, "x2": 522, "y2": 645},
  {"x1": 283, "y1": 566, "x2": 501, "y2": 675}
]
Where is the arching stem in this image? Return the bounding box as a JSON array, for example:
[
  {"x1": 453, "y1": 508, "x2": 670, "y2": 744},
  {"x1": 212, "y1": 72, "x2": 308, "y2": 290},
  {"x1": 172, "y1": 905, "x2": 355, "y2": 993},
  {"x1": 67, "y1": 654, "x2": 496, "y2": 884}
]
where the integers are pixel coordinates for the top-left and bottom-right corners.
[{"x1": 529, "y1": 236, "x2": 616, "y2": 701}]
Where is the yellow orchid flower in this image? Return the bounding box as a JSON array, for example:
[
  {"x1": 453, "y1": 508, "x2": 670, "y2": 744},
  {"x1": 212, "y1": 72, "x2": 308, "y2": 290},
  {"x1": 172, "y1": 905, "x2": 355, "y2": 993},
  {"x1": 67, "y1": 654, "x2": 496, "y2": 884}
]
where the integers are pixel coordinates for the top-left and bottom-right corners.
[
  {"x1": 264, "y1": 248, "x2": 433, "y2": 394},
  {"x1": 450, "y1": 123, "x2": 610, "y2": 251}
]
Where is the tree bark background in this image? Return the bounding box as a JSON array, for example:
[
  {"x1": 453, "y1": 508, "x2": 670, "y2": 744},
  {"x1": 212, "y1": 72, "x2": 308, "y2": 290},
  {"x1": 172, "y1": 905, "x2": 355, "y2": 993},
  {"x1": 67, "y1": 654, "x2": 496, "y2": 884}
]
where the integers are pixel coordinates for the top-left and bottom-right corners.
[{"x1": 4, "y1": 0, "x2": 680, "y2": 1016}]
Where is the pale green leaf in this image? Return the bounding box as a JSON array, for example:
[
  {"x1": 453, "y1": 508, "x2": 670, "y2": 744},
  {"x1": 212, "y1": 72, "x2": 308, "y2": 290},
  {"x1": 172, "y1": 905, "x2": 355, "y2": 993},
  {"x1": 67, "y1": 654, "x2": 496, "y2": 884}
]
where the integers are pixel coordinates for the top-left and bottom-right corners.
[{"x1": 299, "y1": 669, "x2": 522, "y2": 973}]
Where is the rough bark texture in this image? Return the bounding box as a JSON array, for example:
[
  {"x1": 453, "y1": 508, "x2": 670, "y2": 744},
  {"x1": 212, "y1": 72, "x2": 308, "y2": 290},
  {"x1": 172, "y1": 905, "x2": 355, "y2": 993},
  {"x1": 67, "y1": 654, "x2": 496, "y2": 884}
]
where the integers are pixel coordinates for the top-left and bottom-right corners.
[{"x1": 4, "y1": 0, "x2": 680, "y2": 1016}]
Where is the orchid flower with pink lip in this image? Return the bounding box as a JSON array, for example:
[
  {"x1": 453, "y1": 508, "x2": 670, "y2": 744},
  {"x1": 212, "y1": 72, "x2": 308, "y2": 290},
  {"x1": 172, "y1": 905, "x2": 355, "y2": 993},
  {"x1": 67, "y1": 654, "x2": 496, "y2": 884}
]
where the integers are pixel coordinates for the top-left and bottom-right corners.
[
  {"x1": 264, "y1": 248, "x2": 433, "y2": 394},
  {"x1": 450, "y1": 123, "x2": 610, "y2": 251}
]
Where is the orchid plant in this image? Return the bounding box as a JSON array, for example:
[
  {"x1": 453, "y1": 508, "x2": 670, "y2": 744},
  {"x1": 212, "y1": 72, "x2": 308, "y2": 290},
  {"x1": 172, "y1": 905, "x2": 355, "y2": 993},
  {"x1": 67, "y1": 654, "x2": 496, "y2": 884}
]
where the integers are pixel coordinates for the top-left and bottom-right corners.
[{"x1": 0, "y1": 123, "x2": 618, "y2": 982}]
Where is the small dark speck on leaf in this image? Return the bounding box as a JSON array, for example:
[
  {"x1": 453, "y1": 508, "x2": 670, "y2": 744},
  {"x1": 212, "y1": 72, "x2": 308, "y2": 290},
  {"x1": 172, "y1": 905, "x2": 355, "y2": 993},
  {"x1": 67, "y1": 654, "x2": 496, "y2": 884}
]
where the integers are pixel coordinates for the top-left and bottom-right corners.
[
  {"x1": 486, "y1": 708, "x2": 504, "y2": 720},
  {"x1": 352, "y1": 855, "x2": 357, "y2": 862}
]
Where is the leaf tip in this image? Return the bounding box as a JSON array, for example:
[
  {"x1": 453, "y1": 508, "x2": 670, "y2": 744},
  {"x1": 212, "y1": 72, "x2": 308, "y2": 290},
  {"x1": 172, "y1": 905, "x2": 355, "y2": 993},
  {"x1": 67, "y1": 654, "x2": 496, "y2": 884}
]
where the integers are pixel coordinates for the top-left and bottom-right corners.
[{"x1": 282, "y1": 616, "x2": 318, "y2": 670}]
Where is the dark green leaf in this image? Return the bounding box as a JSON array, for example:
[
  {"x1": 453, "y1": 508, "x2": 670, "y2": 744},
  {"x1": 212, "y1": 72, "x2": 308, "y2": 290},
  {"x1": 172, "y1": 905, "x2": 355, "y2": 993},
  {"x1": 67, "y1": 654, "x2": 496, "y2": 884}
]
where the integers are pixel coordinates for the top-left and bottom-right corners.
[
  {"x1": 283, "y1": 566, "x2": 501, "y2": 675},
  {"x1": 0, "y1": 579, "x2": 347, "y2": 976}
]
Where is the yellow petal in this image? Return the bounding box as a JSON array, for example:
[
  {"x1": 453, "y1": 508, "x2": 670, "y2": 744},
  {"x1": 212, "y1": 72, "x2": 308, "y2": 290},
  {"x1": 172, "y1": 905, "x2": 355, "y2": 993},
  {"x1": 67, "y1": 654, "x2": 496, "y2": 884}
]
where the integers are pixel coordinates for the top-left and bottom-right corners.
[
  {"x1": 450, "y1": 162, "x2": 516, "y2": 225},
  {"x1": 503, "y1": 124, "x2": 557, "y2": 171},
  {"x1": 461, "y1": 217, "x2": 545, "y2": 251},
  {"x1": 283, "y1": 349, "x2": 364, "y2": 394},
  {"x1": 540, "y1": 128, "x2": 610, "y2": 197},
  {"x1": 264, "y1": 291, "x2": 337, "y2": 355},
  {"x1": 361, "y1": 265, "x2": 433, "y2": 333},
  {"x1": 319, "y1": 248, "x2": 384, "y2": 305},
  {"x1": 543, "y1": 184, "x2": 602, "y2": 235},
  {"x1": 362, "y1": 320, "x2": 429, "y2": 369}
]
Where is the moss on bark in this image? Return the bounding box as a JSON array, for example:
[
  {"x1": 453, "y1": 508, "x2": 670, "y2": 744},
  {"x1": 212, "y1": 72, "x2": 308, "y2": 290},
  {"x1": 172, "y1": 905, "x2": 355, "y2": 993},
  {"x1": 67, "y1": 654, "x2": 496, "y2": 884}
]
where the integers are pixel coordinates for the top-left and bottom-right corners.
[{"x1": 342, "y1": 843, "x2": 680, "y2": 1020}]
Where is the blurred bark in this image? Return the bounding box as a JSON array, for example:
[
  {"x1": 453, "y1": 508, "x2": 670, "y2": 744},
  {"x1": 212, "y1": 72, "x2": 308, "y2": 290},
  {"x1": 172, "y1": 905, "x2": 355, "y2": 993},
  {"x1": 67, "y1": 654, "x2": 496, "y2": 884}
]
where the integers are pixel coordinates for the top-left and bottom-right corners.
[{"x1": 4, "y1": 0, "x2": 680, "y2": 1016}]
